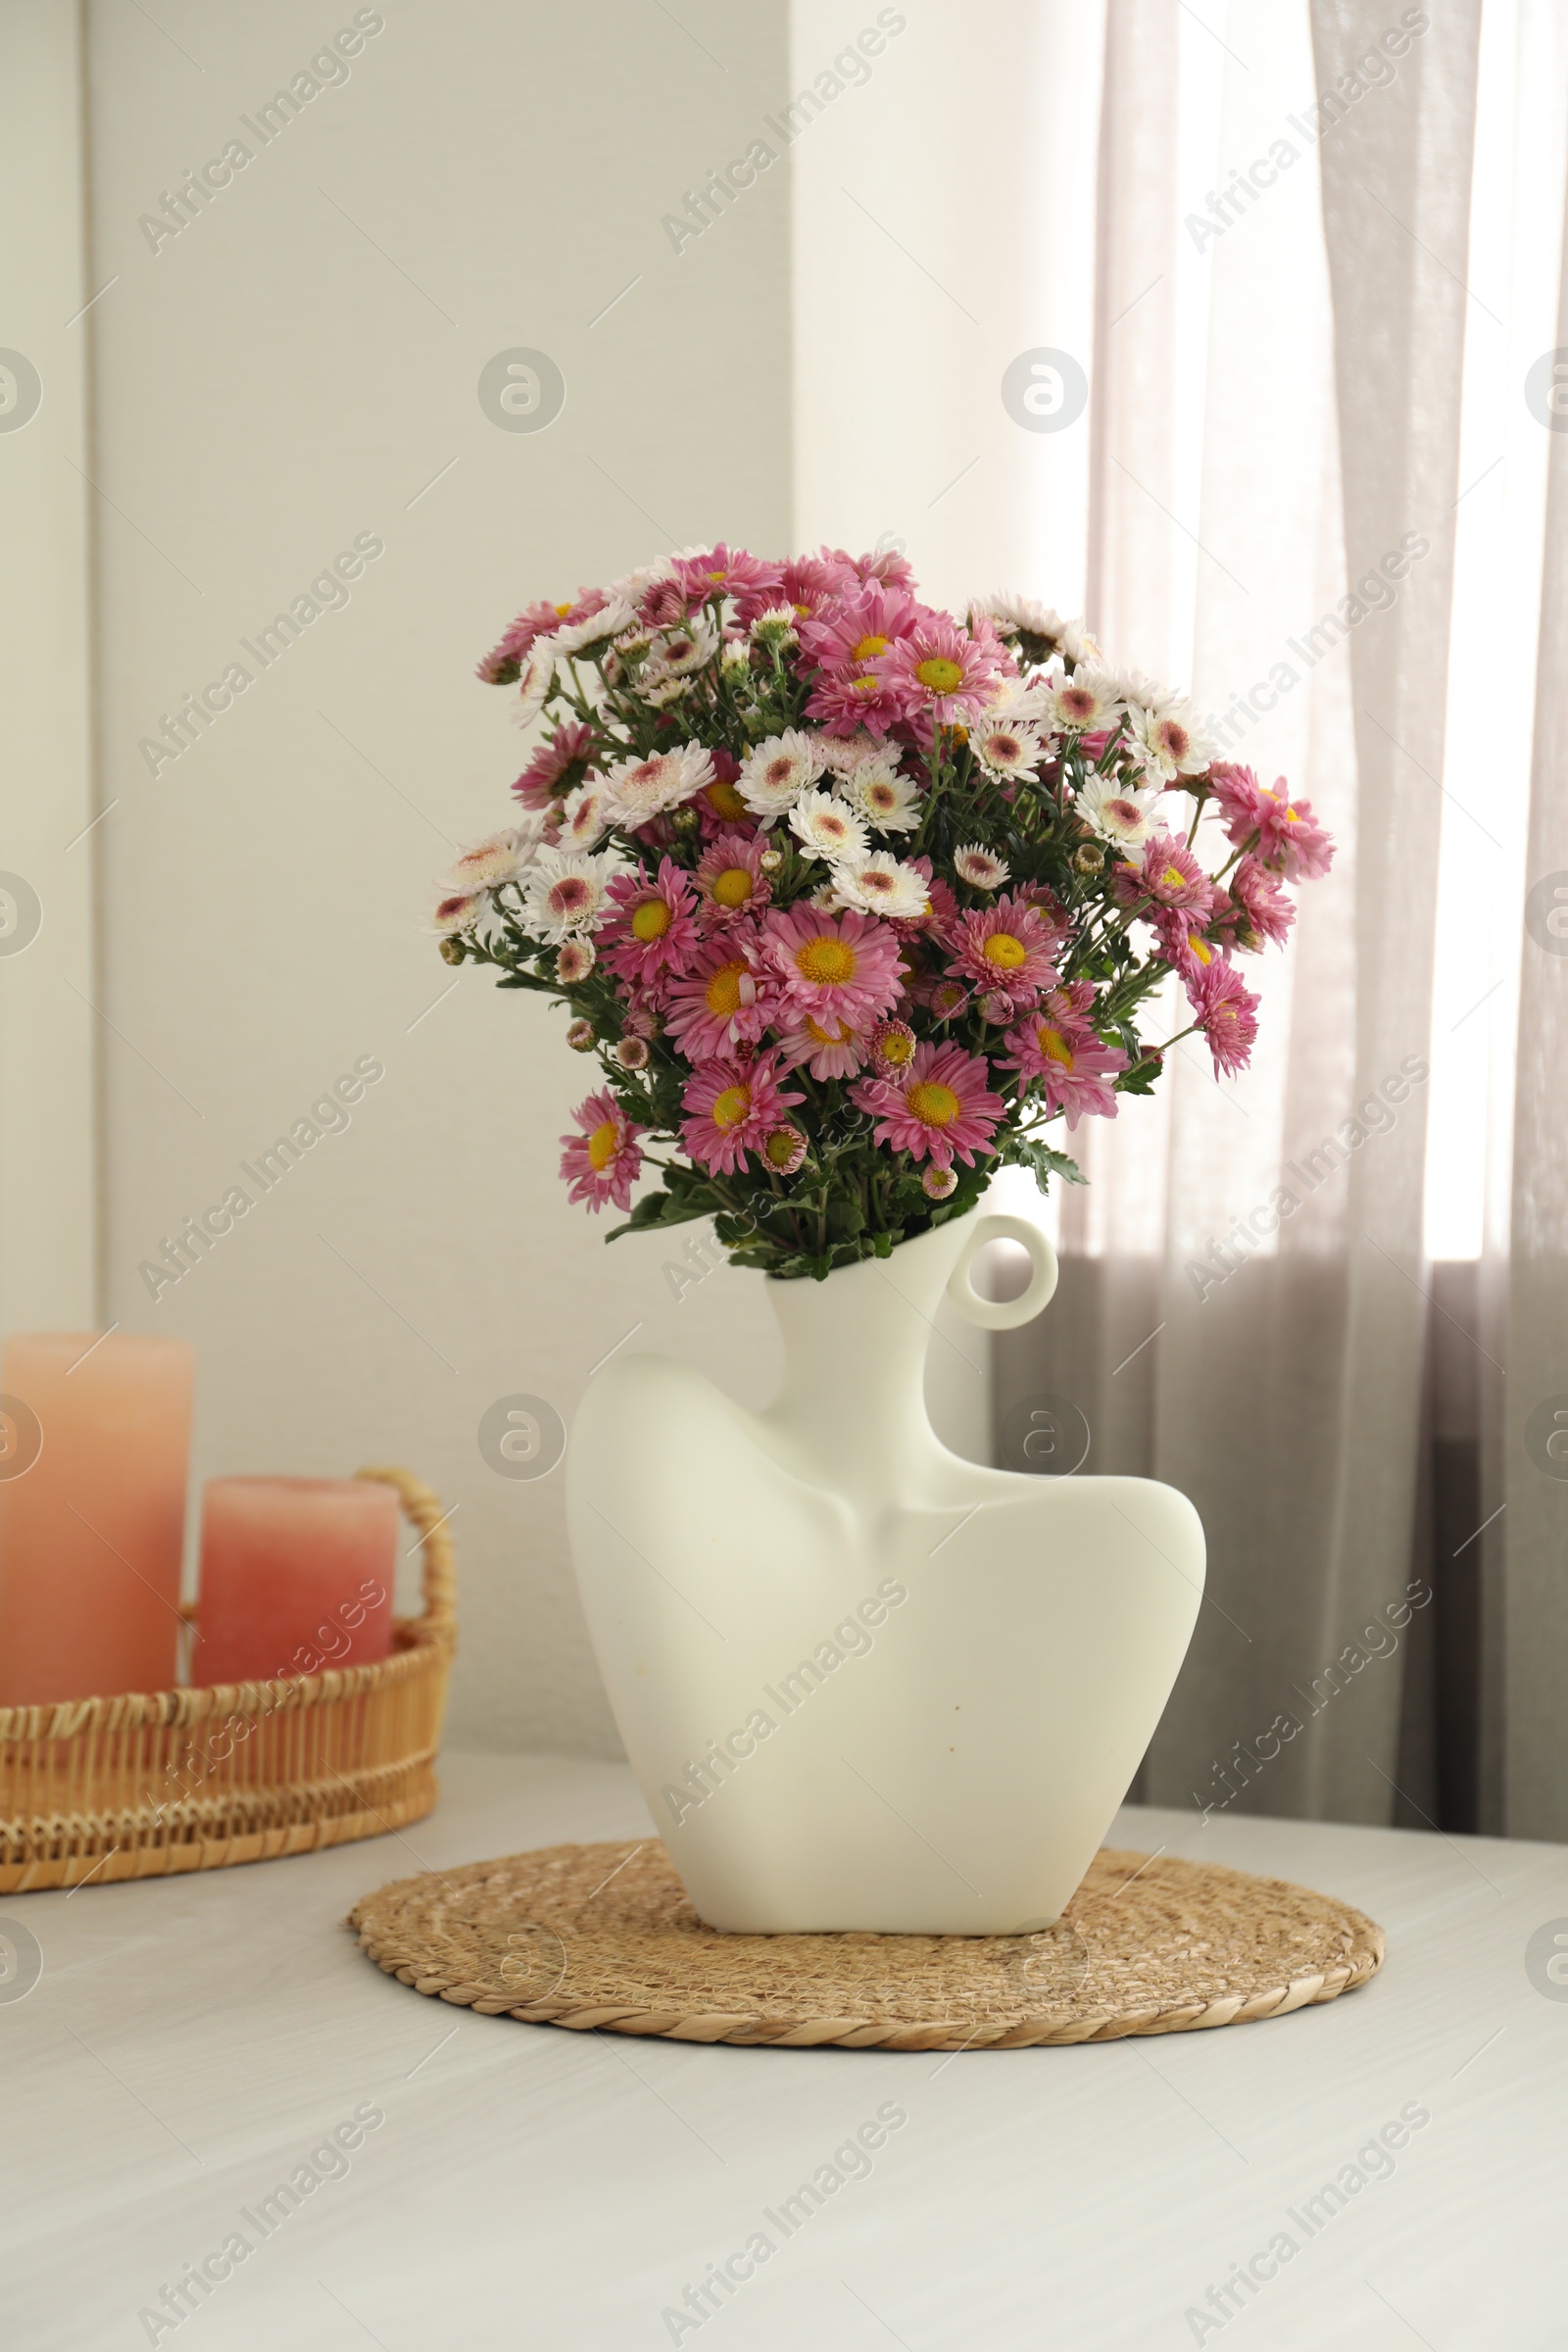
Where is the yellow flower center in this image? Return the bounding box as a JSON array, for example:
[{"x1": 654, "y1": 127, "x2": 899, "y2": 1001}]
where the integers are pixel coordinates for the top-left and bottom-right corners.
[
  {"x1": 631, "y1": 898, "x2": 673, "y2": 942},
  {"x1": 764, "y1": 1128, "x2": 800, "y2": 1168},
  {"x1": 1161, "y1": 865, "x2": 1188, "y2": 893},
  {"x1": 554, "y1": 601, "x2": 573, "y2": 616},
  {"x1": 705, "y1": 567, "x2": 727, "y2": 583},
  {"x1": 906, "y1": 1081, "x2": 960, "y2": 1128},
  {"x1": 879, "y1": 1031, "x2": 915, "y2": 1067},
  {"x1": 711, "y1": 1084, "x2": 752, "y2": 1130},
  {"x1": 915, "y1": 656, "x2": 964, "y2": 694},
  {"x1": 982, "y1": 932, "x2": 1028, "y2": 969},
  {"x1": 587, "y1": 1120, "x2": 619, "y2": 1171},
  {"x1": 705, "y1": 960, "x2": 748, "y2": 1014},
  {"x1": 704, "y1": 780, "x2": 747, "y2": 820},
  {"x1": 852, "y1": 632, "x2": 890, "y2": 662},
  {"x1": 796, "y1": 937, "x2": 856, "y2": 986},
  {"x1": 1036, "y1": 1026, "x2": 1074, "y2": 1068},
  {"x1": 1188, "y1": 933, "x2": 1212, "y2": 964},
  {"x1": 851, "y1": 674, "x2": 882, "y2": 697},
  {"x1": 710, "y1": 867, "x2": 753, "y2": 908}
]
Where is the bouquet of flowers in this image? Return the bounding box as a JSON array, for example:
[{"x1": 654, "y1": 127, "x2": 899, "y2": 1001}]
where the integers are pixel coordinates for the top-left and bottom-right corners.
[{"x1": 433, "y1": 545, "x2": 1333, "y2": 1279}]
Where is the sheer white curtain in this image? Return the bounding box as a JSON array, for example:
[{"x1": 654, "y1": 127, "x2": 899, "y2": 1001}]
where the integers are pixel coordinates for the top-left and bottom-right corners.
[{"x1": 794, "y1": 0, "x2": 1567, "y2": 1836}]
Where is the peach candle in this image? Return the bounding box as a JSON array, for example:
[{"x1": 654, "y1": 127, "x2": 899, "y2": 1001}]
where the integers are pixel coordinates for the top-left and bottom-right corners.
[
  {"x1": 193, "y1": 1477, "x2": 397, "y2": 1686},
  {"x1": 0, "y1": 1331, "x2": 196, "y2": 1706}
]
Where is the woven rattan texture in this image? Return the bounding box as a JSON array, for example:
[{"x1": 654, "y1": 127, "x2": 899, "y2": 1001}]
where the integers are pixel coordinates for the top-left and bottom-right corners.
[
  {"x1": 0, "y1": 1467, "x2": 455, "y2": 1890},
  {"x1": 349, "y1": 1837, "x2": 1385, "y2": 2048}
]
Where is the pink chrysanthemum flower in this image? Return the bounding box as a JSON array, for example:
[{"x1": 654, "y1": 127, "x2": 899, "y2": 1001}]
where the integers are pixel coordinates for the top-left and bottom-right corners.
[
  {"x1": 478, "y1": 599, "x2": 569, "y2": 684},
  {"x1": 805, "y1": 663, "x2": 916, "y2": 739},
  {"x1": 1152, "y1": 909, "x2": 1225, "y2": 985},
  {"x1": 736, "y1": 553, "x2": 846, "y2": 630},
  {"x1": 1120, "y1": 832, "x2": 1216, "y2": 915},
  {"x1": 760, "y1": 1124, "x2": 808, "y2": 1176},
  {"x1": 664, "y1": 935, "x2": 779, "y2": 1061},
  {"x1": 513, "y1": 718, "x2": 596, "y2": 808},
  {"x1": 818, "y1": 542, "x2": 917, "y2": 592},
  {"x1": 1000, "y1": 1000, "x2": 1128, "y2": 1130},
  {"x1": 560, "y1": 1091, "x2": 644, "y2": 1213},
  {"x1": 1254, "y1": 783, "x2": 1335, "y2": 880},
  {"x1": 556, "y1": 938, "x2": 596, "y2": 984},
  {"x1": 949, "y1": 894, "x2": 1060, "y2": 1000},
  {"x1": 1206, "y1": 761, "x2": 1269, "y2": 836},
  {"x1": 850, "y1": 1041, "x2": 1004, "y2": 1171},
  {"x1": 779, "y1": 1011, "x2": 867, "y2": 1081},
  {"x1": 926, "y1": 977, "x2": 971, "y2": 1021},
  {"x1": 922, "y1": 1164, "x2": 958, "y2": 1200},
  {"x1": 1191, "y1": 959, "x2": 1260, "y2": 1075},
  {"x1": 877, "y1": 614, "x2": 1009, "y2": 725},
  {"x1": 671, "y1": 545, "x2": 783, "y2": 610},
  {"x1": 1208, "y1": 763, "x2": 1332, "y2": 877},
  {"x1": 599, "y1": 858, "x2": 702, "y2": 983},
  {"x1": 680, "y1": 1054, "x2": 805, "y2": 1176},
  {"x1": 798, "y1": 582, "x2": 917, "y2": 676},
  {"x1": 869, "y1": 1017, "x2": 918, "y2": 1075},
  {"x1": 762, "y1": 905, "x2": 905, "y2": 1028},
  {"x1": 1225, "y1": 855, "x2": 1296, "y2": 949},
  {"x1": 693, "y1": 832, "x2": 772, "y2": 924}
]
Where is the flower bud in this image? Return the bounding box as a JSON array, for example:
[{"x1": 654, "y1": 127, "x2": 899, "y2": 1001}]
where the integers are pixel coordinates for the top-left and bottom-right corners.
[
  {"x1": 1072, "y1": 842, "x2": 1105, "y2": 876},
  {"x1": 565, "y1": 1018, "x2": 595, "y2": 1053}
]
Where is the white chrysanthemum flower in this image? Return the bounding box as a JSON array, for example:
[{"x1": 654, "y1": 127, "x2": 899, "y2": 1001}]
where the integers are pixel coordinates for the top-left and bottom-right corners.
[
  {"x1": 445, "y1": 831, "x2": 523, "y2": 892},
  {"x1": 719, "y1": 640, "x2": 752, "y2": 672},
  {"x1": 1076, "y1": 775, "x2": 1158, "y2": 848},
  {"x1": 1107, "y1": 666, "x2": 1174, "y2": 715},
  {"x1": 645, "y1": 620, "x2": 719, "y2": 679},
  {"x1": 738, "y1": 727, "x2": 827, "y2": 816},
  {"x1": 559, "y1": 783, "x2": 610, "y2": 851},
  {"x1": 830, "y1": 851, "x2": 931, "y2": 917},
  {"x1": 817, "y1": 733, "x2": 884, "y2": 776},
  {"x1": 521, "y1": 847, "x2": 618, "y2": 938},
  {"x1": 515, "y1": 643, "x2": 556, "y2": 725},
  {"x1": 612, "y1": 624, "x2": 656, "y2": 656},
  {"x1": 954, "y1": 845, "x2": 1010, "y2": 890},
  {"x1": 601, "y1": 743, "x2": 713, "y2": 825},
  {"x1": 552, "y1": 597, "x2": 636, "y2": 656},
  {"x1": 972, "y1": 717, "x2": 1047, "y2": 777},
  {"x1": 607, "y1": 558, "x2": 674, "y2": 604},
  {"x1": 430, "y1": 887, "x2": 489, "y2": 936},
  {"x1": 972, "y1": 597, "x2": 1098, "y2": 668},
  {"x1": 836, "y1": 757, "x2": 921, "y2": 834},
  {"x1": 1050, "y1": 668, "x2": 1124, "y2": 734},
  {"x1": 789, "y1": 789, "x2": 870, "y2": 861},
  {"x1": 1128, "y1": 699, "x2": 1217, "y2": 783},
  {"x1": 749, "y1": 603, "x2": 799, "y2": 645},
  {"x1": 643, "y1": 675, "x2": 692, "y2": 708}
]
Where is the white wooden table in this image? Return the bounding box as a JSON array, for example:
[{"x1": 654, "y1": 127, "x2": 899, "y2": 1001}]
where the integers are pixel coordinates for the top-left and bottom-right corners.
[{"x1": 5, "y1": 1752, "x2": 1565, "y2": 2351}]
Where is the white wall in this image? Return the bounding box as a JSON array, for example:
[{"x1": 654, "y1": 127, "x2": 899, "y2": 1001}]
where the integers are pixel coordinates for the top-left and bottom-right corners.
[
  {"x1": 5, "y1": 0, "x2": 1054, "y2": 1755},
  {"x1": 79, "y1": 0, "x2": 796, "y2": 1755},
  {"x1": 0, "y1": 0, "x2": 98, "y2": 1334},
  {"x1": 791, "y1": 0, "x2": 1103, "y2": 612}
]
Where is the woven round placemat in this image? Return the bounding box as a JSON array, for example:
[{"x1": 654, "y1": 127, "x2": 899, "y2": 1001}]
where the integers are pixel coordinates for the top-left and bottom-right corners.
[{"x1": 348, "y1": 1839, "x2": 1384, "y2": 2048}]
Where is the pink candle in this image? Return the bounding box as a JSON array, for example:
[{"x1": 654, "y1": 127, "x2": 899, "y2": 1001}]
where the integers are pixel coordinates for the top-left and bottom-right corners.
[
  {"x1": 193, "y1": 1477, "x2": 397, "y2": 1686},
  {"x1": 0, "y1": 1331, "x2": 196, "y2": 1705}
]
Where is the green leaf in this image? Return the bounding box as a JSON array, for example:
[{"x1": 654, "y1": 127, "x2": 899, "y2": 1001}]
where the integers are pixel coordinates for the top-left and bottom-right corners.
[{"x1": 1004, "y1": 1135, "x2": 1088, "y2": 1192}]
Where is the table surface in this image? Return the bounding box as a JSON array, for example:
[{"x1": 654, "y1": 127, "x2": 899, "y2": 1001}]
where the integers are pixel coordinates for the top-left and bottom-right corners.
[{"x1": 4, "y1": 1751, "x2": 1565, "y2": 2352}]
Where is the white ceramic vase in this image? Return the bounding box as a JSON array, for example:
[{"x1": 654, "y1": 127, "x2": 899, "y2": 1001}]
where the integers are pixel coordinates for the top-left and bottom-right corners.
[{"x1": 566, "y1": 1200, "x2": 1204, "y2": 1934}]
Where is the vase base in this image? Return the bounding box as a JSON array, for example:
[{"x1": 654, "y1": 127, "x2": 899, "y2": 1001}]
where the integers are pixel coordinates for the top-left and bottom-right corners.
[{"x1": 350, "y1": 1838, "x2": 1385, "y2": 2049}]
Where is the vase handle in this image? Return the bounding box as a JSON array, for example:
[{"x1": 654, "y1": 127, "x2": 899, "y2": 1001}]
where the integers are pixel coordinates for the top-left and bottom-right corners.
[{"x1": 945, "y1": 1212, "x2": 1058, "y2": 1331}]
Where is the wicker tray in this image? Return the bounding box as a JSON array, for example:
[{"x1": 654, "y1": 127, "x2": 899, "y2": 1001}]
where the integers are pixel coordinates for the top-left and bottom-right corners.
[{"x1": 0, "y1": 1467, "x2": 454, "y2": 1891}]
